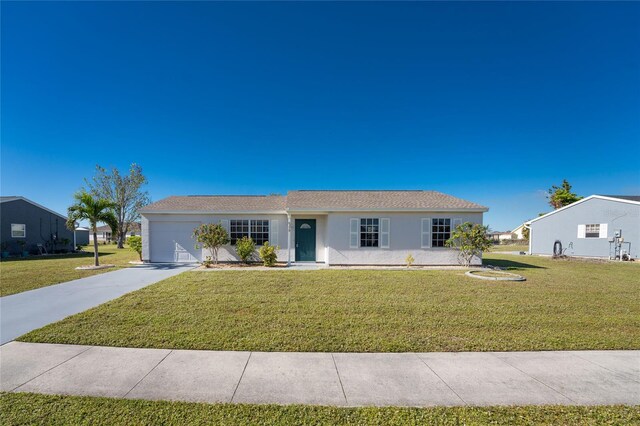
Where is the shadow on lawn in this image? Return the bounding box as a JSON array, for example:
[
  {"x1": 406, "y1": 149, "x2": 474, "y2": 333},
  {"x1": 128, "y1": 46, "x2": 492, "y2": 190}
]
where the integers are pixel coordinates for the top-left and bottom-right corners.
[{"x1": 483, "y1": 258, "x2": 546, "y2": 270}]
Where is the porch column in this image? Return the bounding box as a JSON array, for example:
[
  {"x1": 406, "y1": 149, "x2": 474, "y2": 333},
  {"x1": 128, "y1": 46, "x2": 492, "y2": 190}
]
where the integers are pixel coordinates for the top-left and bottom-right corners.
[{"x1": 287, "y1": 212, "x2": 292, "y2": 266}]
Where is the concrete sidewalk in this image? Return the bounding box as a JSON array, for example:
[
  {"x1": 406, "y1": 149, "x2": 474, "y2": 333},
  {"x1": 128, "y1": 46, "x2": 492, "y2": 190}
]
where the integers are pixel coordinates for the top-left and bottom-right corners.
[
  {"x1": 0, "y1": 264, "x2": 193, "y2": 344},
  {"x1": 1, "y1": 342, "x2": 638, "y2": 406}
]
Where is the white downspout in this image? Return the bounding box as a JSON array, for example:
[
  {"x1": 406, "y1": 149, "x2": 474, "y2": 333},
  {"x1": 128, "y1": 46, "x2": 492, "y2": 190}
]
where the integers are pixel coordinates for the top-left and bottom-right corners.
[{"x1": 287, "y1": 212, "x2": 292, "y2": 266}]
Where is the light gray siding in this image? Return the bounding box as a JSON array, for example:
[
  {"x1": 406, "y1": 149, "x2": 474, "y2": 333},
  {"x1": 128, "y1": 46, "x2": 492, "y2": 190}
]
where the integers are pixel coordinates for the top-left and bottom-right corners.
[
  {"x1": 529, "y1": 198, "x2": 640, "y2": 258},
  {"x1": 142, "y1": 213, "x2": 289, "y2": 263},
  {"x1": 326, "y1": 212, "x2": 483, "y2": 265},
  {"x1": 143, "y1": 210, "x2": 486, "y2": 265}
]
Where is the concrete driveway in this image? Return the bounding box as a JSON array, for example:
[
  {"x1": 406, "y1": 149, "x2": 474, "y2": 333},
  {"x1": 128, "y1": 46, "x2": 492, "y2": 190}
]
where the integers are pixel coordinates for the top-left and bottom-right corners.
[{"x1": 0, "y1": 264, "x2": 193, "y2": 344}]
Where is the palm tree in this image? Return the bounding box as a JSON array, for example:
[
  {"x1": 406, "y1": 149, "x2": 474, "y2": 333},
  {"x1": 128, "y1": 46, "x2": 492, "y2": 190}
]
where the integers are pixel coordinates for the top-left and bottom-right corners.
[{"x1": 66, "y1": 191, "x2": 118, "y2": 267}]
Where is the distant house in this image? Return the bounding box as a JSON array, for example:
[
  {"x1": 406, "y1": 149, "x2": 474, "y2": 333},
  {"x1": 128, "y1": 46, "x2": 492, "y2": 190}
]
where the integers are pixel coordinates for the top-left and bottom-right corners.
[
  {"x1": 489, "y1": 231, "x2": 514, "y2": 241},
  {"x1": 89, "y1": 222, "x2": 141, "y2": 243},
  {"x1": 140, "y1": 190, "x2": 489, "y2": 265},
  {"x1": 74, "y1": 227, "x2": 90, "y2": 246},
  {"x1": 527, "y1": 195, "x2": 639, "y2": 259},
  {"x1": 511, "y1": 223, "x2": 527, "y2": 240},
  {"x1": 0, "y1": 196, "x2": 74, "y2": 255}
]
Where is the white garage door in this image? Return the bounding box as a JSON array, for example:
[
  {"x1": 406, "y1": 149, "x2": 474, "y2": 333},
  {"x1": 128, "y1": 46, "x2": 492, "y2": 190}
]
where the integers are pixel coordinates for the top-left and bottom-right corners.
[{"x1": 149, "y1": 221, "x2": 201, "y2": 263}]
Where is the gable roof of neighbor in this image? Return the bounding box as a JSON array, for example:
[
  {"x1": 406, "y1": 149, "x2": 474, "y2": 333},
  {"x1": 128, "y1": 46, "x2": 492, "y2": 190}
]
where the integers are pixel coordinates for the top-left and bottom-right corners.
[
  {"x1": 0, "y1": 196, "x2": 67, "y2": 221},
  {"x1": 527, "y1": 195, "x2": 640, "y2": 225},
  {"x1": 141, "y1": 191, "x2": 487, "y2": 213}
]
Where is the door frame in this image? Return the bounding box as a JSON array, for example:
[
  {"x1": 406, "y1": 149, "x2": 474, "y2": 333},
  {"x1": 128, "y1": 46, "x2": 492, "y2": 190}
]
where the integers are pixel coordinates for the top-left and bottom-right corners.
[{"x1": 295, "y1": 219, "x2": 316, "y2": 262}]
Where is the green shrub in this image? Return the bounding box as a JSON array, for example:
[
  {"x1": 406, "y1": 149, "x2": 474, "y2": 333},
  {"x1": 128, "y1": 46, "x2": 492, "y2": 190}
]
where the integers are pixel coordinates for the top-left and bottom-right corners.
[
  {"x1": 192, "y1": 223, "x2": 230, "y2": 264},
  {"x1": 445, "y1": 222, "x2": 493, "y2": 267},
  {"x1": 258, "y1": 242, "x2": 279, "y2": 266},
  {"x1": 127, "y1": 236, "x2": 143, "y2": 261},
  {"x1": 235, "y1": 236, "x2": 256, "y2": 263}
]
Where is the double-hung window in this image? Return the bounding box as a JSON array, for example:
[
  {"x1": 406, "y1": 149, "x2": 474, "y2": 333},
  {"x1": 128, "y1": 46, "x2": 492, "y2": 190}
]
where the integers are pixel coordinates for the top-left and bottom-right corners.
[
  {"x1": 350, "y1": 218, "x2": 389, "y2": 248},
  {"x1": 251, "y1": 220, "x2": 270, "y2": 245},
  {"x1": 431, "y1": 218, "x2": 451, "y2": 247},
  {"x1": 229, "y1": 219, "x2": 269, "y2": 245},
  {"x1": 585, "y1": 224, "x2": 600, "y2": 238},
  {"x1": 229, "y1": 220, "x2": 249, "y2": 245},
  {"x1": 360, "y1": 218, "x2": 379, "y2": 247},
  {"x1": 11, "y1": 224, "x2": 26, "y2": 238}
]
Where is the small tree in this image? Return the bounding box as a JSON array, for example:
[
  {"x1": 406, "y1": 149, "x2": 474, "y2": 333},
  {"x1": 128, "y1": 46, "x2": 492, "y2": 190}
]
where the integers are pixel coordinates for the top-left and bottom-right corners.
[
  {"x1": 235, "y1": 236, "x2": 256, "y2": 263},
  {"x1": 66, "y1": 191, "x2": 118, "y2": 267},
  {"x1": 127, "y1": 236, "x2": 143, "y2": 261},
  {"x1": 547, "y1": 179, "x2": 582, "y2": 210},
  {"x1": 192, "y1": 223, "x2": 229, "y2": 264},
  {"x1": 445, "y1": 222, "x2": 493, "y2": 267},
  {"x1": 258, "y1": 242, "x2": 279, "y2": 266},
  {"x1": 522, "y1": 226, "x2": 530, "y2": 240},
  {"x1": 405, "y1": 253, "x2": 415, "y2": 268}
]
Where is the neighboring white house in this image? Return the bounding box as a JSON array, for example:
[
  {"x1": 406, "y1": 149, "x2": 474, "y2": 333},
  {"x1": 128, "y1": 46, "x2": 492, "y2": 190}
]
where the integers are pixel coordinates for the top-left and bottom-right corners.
[
  {"x1": 89, "y1": 222, "x2": 141, "y2": 243},
  {"x1": 140, "y1": 190, "x2": 488, "y2": 265},
  {"x1": 527, "y1": 195, "x2": 639, "y2": 259},
  {"x1": 511, "y1": 223, "x2": 527, "y2": 240},
  {"x1": 489, "y1": 231, "x2": 514, "y2": 241}
]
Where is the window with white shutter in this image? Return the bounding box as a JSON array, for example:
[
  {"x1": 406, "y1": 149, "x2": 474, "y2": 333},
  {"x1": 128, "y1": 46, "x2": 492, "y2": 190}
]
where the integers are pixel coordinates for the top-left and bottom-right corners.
[
  {"x1": 599, "y1": 223, "x2": 608, "y2": 239},
  {"x1": 350, "y1": 218, "x2": 359, "y2": 248},
  {"x1": 380, "y1": 218, "x2": 390, "y2": 248},
  {"x1": 577, "y1": 224, "x2": 586, "y2": 238},
  {"x1": 270, "y1": 219, "x2": 279, "y2": 246},
  {"x1": 421, "y1": 218, "x2": 431, "y2": 248}
]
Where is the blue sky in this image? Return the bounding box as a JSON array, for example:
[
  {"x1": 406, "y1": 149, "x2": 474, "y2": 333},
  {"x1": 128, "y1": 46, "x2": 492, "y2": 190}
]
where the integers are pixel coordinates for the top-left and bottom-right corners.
[{"x1": 2, "y1": 2, "x2": 639, "y2": 231}]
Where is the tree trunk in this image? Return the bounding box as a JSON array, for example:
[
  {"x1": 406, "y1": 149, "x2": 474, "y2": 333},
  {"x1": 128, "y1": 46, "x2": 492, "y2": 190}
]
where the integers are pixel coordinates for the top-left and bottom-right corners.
[
  {"x1": 117, "y1": 232, "x2": 125, "y2": 249},
  {"x1": 93, "y1": 232, "x2": 100, "y2": 266}
]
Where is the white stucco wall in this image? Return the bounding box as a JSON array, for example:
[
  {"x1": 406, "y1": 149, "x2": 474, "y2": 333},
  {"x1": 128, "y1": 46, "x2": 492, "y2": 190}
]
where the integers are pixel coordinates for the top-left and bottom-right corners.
[
  {"x1": 325, "y1": 212, "x2": 484, "y2": 265},
  {"x1": 143, "y1": 210, "x2": 486, "y2": 265},
  {"x1": 142, "y1": 213, "x2": 289, "y2": 263}
]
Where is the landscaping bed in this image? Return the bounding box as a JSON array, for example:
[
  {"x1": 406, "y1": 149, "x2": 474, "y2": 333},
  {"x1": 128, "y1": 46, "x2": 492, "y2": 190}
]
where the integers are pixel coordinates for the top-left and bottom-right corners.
[
  {"x1": 1, "y1": 393, "x2": 637, "y2": 426},
  {"x1": 19, "y1": 253, "x2": 640, "y2": 352}
]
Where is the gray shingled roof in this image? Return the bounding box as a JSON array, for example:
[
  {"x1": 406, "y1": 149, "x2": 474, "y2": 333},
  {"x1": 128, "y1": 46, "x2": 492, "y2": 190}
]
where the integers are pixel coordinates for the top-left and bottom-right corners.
[
  {"x1": 141, "y1": 195, "x2": 287, "y2": 212},
  {"x1": 286, "y1": 190, "x2": 487, "y2": 210},
  {"x1": 141, "y1": 191, "x2": 486, "y2": 212}
]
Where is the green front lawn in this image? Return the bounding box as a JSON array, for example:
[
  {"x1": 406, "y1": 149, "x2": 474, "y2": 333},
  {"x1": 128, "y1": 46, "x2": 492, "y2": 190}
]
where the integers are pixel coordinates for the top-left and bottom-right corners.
[
  {"x1": 491, "y1": 244, "x2": 528, "y2": 252},
  {"x1": 1, "y1": 393, "x2": 637, "y2": 426},
  {"x1": 0, "y1": 245, "x2": 138, "y2": 297},
  {"x1": 20, "y1": 253, "x2": 640, "y2": 352}
]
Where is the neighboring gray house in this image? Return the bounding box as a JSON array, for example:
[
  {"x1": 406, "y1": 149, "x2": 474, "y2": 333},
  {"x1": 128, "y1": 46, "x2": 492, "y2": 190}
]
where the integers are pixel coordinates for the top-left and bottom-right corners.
[
  {"x1": 527, "y1": 195, "x2": 639, "y2": 259},
  {"x1": 140, "y1": 190, "x2": 488, "y2": 265},
  {"x1": 0, "y1": 196, "x2": 74, "y2": 255}
]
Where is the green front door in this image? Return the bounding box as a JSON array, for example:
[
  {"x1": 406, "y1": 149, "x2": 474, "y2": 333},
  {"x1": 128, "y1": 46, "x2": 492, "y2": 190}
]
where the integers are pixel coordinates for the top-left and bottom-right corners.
[{"x1": 295, "y1": 219, "x2": 316, "y2": 262}]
